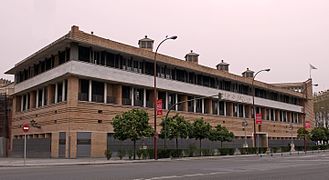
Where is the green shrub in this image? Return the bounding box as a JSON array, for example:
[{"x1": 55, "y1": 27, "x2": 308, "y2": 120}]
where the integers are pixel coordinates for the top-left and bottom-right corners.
[
  {"x1": 239, "y1": 147, "x2": 257, "y2": 154},
  {"x1": 158, "y1": 149, "x2": 171, "y2": 158},
  {"x1": 187, "y1": 145, "x2": 197, "y2": 157},
  {"x1": 104, "y1": 150, "x2": 112, "y2": 160},
  {"x1": 128, "y1": 150, "x2": 133, "y2": 160},
  {"x1": 118, "y1": 149, "x2": 126, "y2": 160},
  {"x1": 201, "y1": 149, "x2": 211, "y2": 156},
  {"x1": 218, "y1": 148, "x2": 234, "y2": 156},
  {"x1": 137, "y1": 149, "x2": 143, "y2": 159}
]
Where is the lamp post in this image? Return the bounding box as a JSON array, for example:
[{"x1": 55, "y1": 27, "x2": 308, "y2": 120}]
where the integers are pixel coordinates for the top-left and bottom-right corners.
[
  {"x1": 242, "y1": 119, "x2": 248, "y2": 148},
  {"x1": 289, "y1": 123, "x2": 295, "y2": 152},
  {"x1": 252, "y1": 69, "x2": 270, "y2": 152},
  {"x1": 153, "y1": 35, "x2": 177, "y2": 160}
]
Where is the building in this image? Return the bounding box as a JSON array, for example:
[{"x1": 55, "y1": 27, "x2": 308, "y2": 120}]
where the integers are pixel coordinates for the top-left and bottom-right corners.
[
  {"x1": 314, "y1": 90, "x2": 329, "y2": 128},
  {"x1": 0, "y1": 78, "x2": 14, "y2": 157},
  {"x1": 5, "y1": 26, "x2": 314, "y2": 158}
]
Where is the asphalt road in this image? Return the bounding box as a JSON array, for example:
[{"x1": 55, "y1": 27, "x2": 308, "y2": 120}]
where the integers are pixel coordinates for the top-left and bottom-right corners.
[{"x1": 1, "y1": 153, "x2": 329, "y2": 180}]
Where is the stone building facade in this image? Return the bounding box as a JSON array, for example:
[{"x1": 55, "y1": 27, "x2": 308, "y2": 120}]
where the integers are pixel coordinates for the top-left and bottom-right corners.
[{"x1": 5, "y1": 26, "x2": 314, "y2": 158}]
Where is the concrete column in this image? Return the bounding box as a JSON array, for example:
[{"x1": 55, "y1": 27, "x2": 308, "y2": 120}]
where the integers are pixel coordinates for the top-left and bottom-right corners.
[
  {"x1": 143, "y1": 89, "x2": 146, "y2": 107},
  {"x1": 88, "y1": 80, "x2": 92, "y2": 102},
  {"x1": 243, "y1": 105, "x2": 246, "y2": 118},
  {"x1": 104, "y1": 83, "x2": 107, "y2": 103},
  {"x1": 62, "y1": 80, "x2": 66, "y2": 102},
  {"x1": 36, "y1": 90, "x2": 39, "y2": 108},
  {"x1": 55, "y1": 83, "x2": 58, "y2": 103},
  {"x1": 131, "y1": 87, "x2": 134, "y2": 106},
  {"x1": 20, "y1": 95, "x2": 24, "y2": 111},
  {"x1": 201, "y1": 99, "x2": 205, "y2": 114},
  {"x1": 175, "y1": 94, "x2": 178, "y2": 111},
  {"x1": 165, "y1": 92, "x2": 169, "y2": 110},
  {"x1": 42, "y1": 88, "x2": 45, "y2": 106}
]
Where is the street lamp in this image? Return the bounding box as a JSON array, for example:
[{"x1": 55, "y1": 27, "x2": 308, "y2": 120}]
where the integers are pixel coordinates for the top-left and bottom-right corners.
[
  {"x1": 289, "y1": 123, "x2": 295, "y2": 152},
  {"x1": 153, "y1": 35, "x2": 177, "y2": 160},
  {"x1": 252, "y1": 68, "x2": 270, "y2": 152},
  {"x1": 242, "y1": 119, "x2": 248, "y2": 148}
]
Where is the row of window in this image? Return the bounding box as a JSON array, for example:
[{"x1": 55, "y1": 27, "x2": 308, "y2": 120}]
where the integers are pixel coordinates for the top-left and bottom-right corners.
[
  {"x1": 78, "y1": 79, "x2": 303, "y2": 124},
  {"x1": 15, "y1": 48, "x2": 70, "y2": 83},
  {"x1": 18, "y1": 80, "x2": 68, "y2": 112},
  {"x1": 77, "y1": 45, "x2": 303, "y2": 106}
]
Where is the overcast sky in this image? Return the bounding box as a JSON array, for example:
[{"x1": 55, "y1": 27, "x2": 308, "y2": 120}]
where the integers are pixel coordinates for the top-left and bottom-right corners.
[{"x1": 0, "y1": 0, "x2": 328, "y2": 92}]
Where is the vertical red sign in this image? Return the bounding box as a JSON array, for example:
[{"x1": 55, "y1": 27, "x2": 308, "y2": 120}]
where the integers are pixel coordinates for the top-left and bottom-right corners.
[
  {"x1": 256, "y1": 113, "x2": 262, "y2": 124},
  {"x1": 156, "y1": 99, "x2": 163, "y2": 116},
  {"x1": 305, "y1": 121, "x2": 311, "y2": 129}
]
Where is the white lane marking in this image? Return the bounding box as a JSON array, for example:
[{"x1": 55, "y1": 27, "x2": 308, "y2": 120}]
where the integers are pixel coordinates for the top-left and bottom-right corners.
[{"x1": 132, "y1": 171, "x2": 227, "y2": 180}]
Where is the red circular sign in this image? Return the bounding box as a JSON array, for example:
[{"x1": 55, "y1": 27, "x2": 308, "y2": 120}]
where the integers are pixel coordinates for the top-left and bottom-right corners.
[{"x1": 22, "y1": 123, "x2": 30, "y2": 133}]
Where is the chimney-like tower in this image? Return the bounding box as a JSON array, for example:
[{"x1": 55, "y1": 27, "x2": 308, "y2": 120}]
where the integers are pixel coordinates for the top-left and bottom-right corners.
[
  {"x1": 242, "y1": 68, "x2": 254, "y2": 78},
  {"x1": 185, "y1": 50, "x2": 199, "y2": 64},
  {"x1": 138, "y1": 35, "x2": 154, "y2": 51},
  {"x1": 216, "y1": 60, "x2": 229, "y2": 72}
]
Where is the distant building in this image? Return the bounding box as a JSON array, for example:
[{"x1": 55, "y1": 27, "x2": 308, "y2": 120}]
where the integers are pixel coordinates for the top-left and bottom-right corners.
[
  {"x1": 5, "y1": 26, "x2": 314, "y2": 158},
  {"x1": 0, "y1": 78, "x2": 14, "y2": 157},
  {"x1": 314, "y1": 90, "x2": 329, "y2": 128}
]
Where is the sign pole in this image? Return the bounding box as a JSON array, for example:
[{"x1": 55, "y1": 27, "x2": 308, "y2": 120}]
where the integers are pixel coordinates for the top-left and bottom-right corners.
[
  {"x1": 24, "y1": 133, "x2": 26, "y2": 166},
  {"x1": 22, "y1": 123, "x2": 30, "y2": 166}
]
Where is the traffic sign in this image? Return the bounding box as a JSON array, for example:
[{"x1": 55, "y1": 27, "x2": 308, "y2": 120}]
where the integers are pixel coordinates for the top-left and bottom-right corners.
[{"x1": 22, "y1": 123, "x2": 30, "y2": 133}]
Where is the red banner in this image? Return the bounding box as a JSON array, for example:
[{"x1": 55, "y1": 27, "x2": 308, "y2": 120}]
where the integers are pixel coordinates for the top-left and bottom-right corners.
[
  {"x1": 305, "y1": 121, "x2": 311, "y2": 129},
  {"x1": 256, "y1": 113, "x2": 262, "y2": 124},
  {"x1": 156, "y1": 99, "x2": 163, "y2": 116}
]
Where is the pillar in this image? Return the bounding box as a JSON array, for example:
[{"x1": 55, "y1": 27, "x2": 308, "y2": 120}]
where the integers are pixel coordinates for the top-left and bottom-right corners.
[
  {"x1": 182, "y1": 95, "x2": 188, "y2": 112},
  {"x1": 201, "y1": 99, "x2": 205, "y2": 114},
  {"x1": 131, "y1": 87, "x2": 134, "y2": 106},
  {"x1": 55, "y1": 83, "x2": 58, "y2": 103},
  {"x1": 175, "y1": 94, "x2": 178, "y2": 111},
  {"x1": 143, "y1": 89, "x2": 146, "y2": 107},
  {"x1": 62, "y1": 80, "x2": 66, "y2": 102},
  {"x1": 165, "y1": 92, "x2": 169, "y2": 110},
  {"x1": 104, "y1": 83, "x2": 107, "y2": 103},
  {"x1": 36, "y1": 90, "x2": 39, "y2": 108},
  {"x1": 42, "y1": 88, "x2": 45, "y2": 106},
  {"x1": 193, "y1": 98, "x2": 196, "y2": 113},
  {"x1": 88, "y1": 80, "x2": 92, "y2": 102}
]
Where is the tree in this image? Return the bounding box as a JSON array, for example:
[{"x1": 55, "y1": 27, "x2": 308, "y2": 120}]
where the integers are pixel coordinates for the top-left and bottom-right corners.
[
  {"x1": 191, "y1": 118, "x2": 211, "y2": 156},
  {"x1": 297, "y1": 127, "x2": 310, "y2": 140},
  {"x1": 209, "y1": 124, "x2": 234, "y2": 148},
  {"x1": 310, "y1": 127, "x2": 327, "y2": 144},
  {"x1": 112, "y1": 109, "x2": 154, "y2": 160},
  {"x1": 160, "y1": 114, "x2": 191, "y2": 152}
]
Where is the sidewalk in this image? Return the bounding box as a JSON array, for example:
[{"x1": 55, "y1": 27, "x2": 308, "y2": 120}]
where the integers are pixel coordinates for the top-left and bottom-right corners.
[{"x1": 0, "y1": 150, "x2": 327, "y2": 167}]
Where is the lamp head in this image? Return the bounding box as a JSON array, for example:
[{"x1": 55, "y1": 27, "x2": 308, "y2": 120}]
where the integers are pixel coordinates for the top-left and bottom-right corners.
[
  {"x1": 169, "y1": 36, "x2": 178, "y2": 40},
  {"x1": 265, "y1": 69, "x2": 271, "y2": 72}
]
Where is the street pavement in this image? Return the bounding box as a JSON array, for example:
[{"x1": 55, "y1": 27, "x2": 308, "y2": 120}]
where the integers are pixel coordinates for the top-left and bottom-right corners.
[{"x1": 1, "y1": 151, "x2": 329, "y2": 180}]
